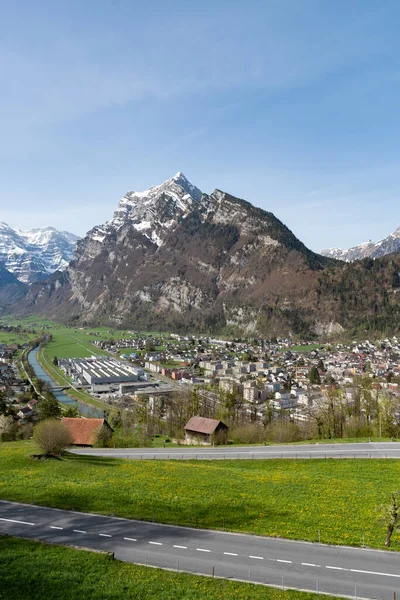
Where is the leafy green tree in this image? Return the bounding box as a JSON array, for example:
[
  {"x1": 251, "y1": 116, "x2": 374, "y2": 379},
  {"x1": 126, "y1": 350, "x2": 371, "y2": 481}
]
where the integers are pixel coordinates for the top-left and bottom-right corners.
[
  {"x1": 37, "y1": 392, "x2": 61, "y2": 421},
  {"x1": 63, "y1": 405, "x2": 79, "y2": 418},
  {"x1": 52, "y1": 356, "x2": 58, "y2": 366}
]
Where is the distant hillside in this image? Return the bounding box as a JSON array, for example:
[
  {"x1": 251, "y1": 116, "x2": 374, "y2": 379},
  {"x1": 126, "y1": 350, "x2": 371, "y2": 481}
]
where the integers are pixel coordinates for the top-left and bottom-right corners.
[
  {"x1": 0, "y1": 264, "x2": 27, "y2": 314},
  {"x1": 315, "y1": 254, "x2": 400, "y2": 336}
]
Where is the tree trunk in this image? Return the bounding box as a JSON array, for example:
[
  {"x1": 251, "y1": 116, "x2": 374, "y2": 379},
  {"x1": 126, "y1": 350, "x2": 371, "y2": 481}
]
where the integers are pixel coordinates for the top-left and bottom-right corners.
[{"x1": 385, "y1": 524, "x2": 394, "y2": 547}]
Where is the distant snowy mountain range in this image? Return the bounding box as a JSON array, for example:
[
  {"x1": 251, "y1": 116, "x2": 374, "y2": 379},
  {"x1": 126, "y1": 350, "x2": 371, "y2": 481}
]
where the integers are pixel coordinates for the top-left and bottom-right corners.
[
  {"x1": 0, "y1": 222, "x2": 79, "y2": 284},
  {"x1": 321, "y1": 227, "x2": 400, "y2": 262}
]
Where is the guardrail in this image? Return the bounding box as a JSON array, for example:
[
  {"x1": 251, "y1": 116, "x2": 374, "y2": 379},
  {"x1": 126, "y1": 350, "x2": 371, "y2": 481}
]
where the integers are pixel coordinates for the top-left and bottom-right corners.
[{"x1": 76, "y1": 451, "x2": 400, "y2": 460}]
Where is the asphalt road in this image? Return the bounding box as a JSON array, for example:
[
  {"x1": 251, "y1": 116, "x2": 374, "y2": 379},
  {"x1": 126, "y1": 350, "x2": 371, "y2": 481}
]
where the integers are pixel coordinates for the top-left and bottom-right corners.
[
  {"x1": 69, "y1": 442, "x2": 400, "y2": 460},
  {"x1": 1, "y1": 500, "x2": 399, "y2": 599}
]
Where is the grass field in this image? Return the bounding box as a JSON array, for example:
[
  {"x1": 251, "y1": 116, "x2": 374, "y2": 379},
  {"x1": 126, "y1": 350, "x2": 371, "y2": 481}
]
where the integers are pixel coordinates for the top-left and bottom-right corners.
[
  {"x1": 0, "y1": 441, "x2": 398, "y2": 550},
  {"x1": 0, "y1": 537, "x2": 339, "y2": 600},
  {"x1": 43, "y1": 329, "x2": 109, "y2": 360},
  {"x1": 286, "y1": 344, "x2": 323, "y2": 353},
  {"x1": 0, "y1": 331, "x2": 35, "y2": 346}
]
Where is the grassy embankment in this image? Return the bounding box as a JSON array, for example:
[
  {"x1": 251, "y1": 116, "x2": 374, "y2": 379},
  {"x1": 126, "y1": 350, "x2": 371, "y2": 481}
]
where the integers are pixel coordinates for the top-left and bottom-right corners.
[
  {"x1": 0, "y1": 536, "x2": 340, "y2": 600},
  {"x1": 0, "y1": 441, "x2": 399, "y2": 550}
]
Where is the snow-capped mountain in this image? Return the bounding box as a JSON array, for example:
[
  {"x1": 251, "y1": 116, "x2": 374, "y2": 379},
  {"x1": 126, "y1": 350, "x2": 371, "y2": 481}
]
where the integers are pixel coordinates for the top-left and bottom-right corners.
[
  {"x1": 20, "y1": 172, "x2": 335, "y2": 335},
  {"x1": 321, "y1": 227, "x2": 400, "y2": 262},
  {"x1": 90, "y1": 172, "x2": 204, "y2": 246},
  {"x1": 0, "y1": 222, "x2": 79, "y2": 284}
]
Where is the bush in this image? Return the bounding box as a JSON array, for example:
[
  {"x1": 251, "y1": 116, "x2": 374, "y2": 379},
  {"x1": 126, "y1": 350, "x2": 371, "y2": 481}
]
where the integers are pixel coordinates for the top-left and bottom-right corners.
[
  {"x1": 265, "y1": 420, "x2": 304, "y2": 443},
  {"x1": 33, "y1": 419, "x2": 73, "y2": 456},
  {"x1": 343, "y1": 416, "x2": 374, "y2": 438},
  {"x1": 94, "y1": 425, "x2": 113, "y2": 448},
  {"x1": 229, "y1": 424, "x2": 266, "y2": 444}
]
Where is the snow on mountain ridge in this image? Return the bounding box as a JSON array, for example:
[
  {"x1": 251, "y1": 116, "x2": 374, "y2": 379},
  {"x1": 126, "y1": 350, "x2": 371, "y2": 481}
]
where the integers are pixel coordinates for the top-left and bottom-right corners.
[
  {"x1": 321, "y1": 227, "x2": 400, "y2": 262},
  {"x1": 89, "y1": 172, "x2": 204, "y2": 247},
  {"x1": 0, "y1": 223, "x2": 79, "y2": 284}
]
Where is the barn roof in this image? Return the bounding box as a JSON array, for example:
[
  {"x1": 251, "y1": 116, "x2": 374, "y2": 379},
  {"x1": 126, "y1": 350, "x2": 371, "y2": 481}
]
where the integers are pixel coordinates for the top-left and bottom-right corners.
[
  {"x1": 62, "y1": 417, "x2": 108, "y2": 446},
  {"x1": 184, "y1": 416, "x2": 228, "y2": 435}
]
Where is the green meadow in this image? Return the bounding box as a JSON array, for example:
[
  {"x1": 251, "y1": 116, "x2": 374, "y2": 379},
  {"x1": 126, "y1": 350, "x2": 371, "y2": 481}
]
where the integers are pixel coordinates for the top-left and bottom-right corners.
[
  {"x1": 0, "y1": 441, "x2": 399, "y2": 550},
  {"x1": 0, "y1": 536, "x2": 340, "y2": 600}
]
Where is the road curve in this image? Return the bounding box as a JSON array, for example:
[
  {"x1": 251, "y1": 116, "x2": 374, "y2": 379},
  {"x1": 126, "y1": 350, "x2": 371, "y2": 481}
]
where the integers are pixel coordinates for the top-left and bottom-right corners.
[
  {"x1": 69, "y1": 442, "x2": 400, "y2": 460},
  {"x1": 0, "y1": 500, "x2": 399, "y2": 599}
]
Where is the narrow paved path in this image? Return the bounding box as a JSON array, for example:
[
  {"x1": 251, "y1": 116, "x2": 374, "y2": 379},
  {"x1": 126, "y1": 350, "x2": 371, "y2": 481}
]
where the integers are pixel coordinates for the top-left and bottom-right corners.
[
  {"x1": 70, "y1": 442, "x2": 400, "y2": 460},
  {"x1": 1, "y1": 500, "x2": 399, "y2": 599}
]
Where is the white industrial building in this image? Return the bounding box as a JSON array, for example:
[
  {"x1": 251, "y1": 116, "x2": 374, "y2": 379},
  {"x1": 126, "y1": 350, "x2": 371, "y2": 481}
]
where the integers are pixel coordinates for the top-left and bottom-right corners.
[{"x1": 60, "y1": 357, "x2": 147, "y2": 392}]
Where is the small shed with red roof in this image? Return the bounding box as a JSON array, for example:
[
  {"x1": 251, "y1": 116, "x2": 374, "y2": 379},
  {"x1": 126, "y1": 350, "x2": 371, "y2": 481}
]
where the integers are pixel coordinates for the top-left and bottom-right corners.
[{"x1": 62, "y1": 417, "x2": 113, "y2": 446}]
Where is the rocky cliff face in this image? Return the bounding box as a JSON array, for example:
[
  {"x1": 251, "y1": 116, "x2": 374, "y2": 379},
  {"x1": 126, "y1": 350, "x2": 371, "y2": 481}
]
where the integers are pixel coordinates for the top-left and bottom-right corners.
[
  {"x1": 0, "y1": 264, "x2": 27, "y2": 314},
  {"x1": 19, "y1": 173, "x2": 336, "y2": 335}
]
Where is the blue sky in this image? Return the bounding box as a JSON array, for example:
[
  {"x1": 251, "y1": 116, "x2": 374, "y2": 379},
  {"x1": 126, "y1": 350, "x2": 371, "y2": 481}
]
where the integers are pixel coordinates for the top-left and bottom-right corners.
[{"x1": 1, "y1": 0, "x2": 400, "y2": 251}]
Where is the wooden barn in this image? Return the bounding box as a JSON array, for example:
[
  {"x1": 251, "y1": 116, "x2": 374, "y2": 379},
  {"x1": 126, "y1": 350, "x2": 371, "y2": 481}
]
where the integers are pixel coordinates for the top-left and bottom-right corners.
[
  {"x1": 62, "y1": 417, "x2": 113, "y2": 447},
  {"x1": 184, "y1": 416, "x2": 228, "y2": 446}
]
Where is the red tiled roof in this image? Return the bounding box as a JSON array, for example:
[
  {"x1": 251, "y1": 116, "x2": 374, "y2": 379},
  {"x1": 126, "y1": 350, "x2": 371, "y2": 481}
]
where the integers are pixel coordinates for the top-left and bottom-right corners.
[
  {"x1": 184, "y1": 416, "x2": 228, "y2": 435},
  {"x1": 62, "y1": 417, "x2": 106, "y2": 446}
]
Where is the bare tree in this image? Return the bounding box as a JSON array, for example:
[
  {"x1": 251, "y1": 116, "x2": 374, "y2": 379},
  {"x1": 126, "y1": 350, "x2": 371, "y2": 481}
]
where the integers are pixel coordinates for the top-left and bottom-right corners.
[
  {"x1": 379, "y1": 491, "x2": 400, "y2": 547},
  {"x1": 33, "y1": 419, "x2": 73, "y2": 457},
  {"x1": 0, "y1": 414, "x2": 14, "y2": 437}
]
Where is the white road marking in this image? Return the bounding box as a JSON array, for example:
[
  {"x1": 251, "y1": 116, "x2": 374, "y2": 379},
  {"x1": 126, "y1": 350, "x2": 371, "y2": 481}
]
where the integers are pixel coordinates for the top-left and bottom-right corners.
[
  {"x1": 0, "y1": 517, "x2": 34, "y2": 526},
  {"x1": 173, "y1": 545, "x2": 187, "y2": 549},
  {"x1": 50, "y1": 526, "x2": 63, "y2": 530},
  {"x1": 326, "y1": 566, "x2": 344, "y2": 570},
  {"x1": 302, "y1": 563, "x2": 321, "y2": 568},
  {"x1": 99, "y1": 533, "x2": 112, "y2": 538},
  {"x1": 249, "y1": 555, "x2": 263, "y2": 560},
  {"x1": 124, "y1": 537, "x2": 137, "y2": 542},
  {"x1": 196, "y1": 548, "x2": 211, "y2": 552},
  {"x1": 224, "y1": 552, "x2": 238, "y2": 556},
  {"x1": 350, "y1": 568, "x2": 400, "y2": 578},
  {"x1": 73, "y1": 529, "x2": 86, "y2": 534},
  {"x1": 149, "y1": 541, "x2": 162, "y2": 546},
  {"x1": 277, "y1": 559, "x2": 292, "y2": 564}
]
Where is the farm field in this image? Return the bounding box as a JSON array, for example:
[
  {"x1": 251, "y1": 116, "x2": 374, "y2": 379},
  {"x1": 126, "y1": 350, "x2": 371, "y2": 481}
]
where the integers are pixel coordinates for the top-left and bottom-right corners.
[
  {"x1": 0, "y1": 315, "x2": 171, "y2": 360},
  {"x1": 0, "y1": 441, "x2": 399, "y2": 550},
  {"x1": 286, "y1": 344, "x2": 323, "y2": 353},
  {"x1": 0, "y1": 331, "x2": 35, "y2": 346},
  {"x1": 0, "y1": 536, "x2": 339, "y2": 600}
]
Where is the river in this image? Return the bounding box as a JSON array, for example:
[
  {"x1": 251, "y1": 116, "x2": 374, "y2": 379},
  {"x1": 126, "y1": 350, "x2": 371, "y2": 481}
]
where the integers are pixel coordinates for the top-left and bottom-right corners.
[{"x1": 27, "y1": 348, "x2": 102, "y2": 417}]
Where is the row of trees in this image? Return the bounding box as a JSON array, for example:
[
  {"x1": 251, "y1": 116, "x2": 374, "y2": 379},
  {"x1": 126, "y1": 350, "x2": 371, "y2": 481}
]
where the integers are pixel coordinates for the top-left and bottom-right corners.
[{"x1": 109, "y1": 374, "x2": 400, "y2": 445}]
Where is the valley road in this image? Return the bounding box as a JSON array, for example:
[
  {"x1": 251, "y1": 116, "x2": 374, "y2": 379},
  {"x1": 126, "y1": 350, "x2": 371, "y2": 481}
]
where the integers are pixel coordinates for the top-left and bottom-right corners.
[
  {"x1": 69, "y1": 441, "x2": 400, "y2": 460},
  {"x1": 0, "y1": 500, "x2": 399, "y2": 599}
]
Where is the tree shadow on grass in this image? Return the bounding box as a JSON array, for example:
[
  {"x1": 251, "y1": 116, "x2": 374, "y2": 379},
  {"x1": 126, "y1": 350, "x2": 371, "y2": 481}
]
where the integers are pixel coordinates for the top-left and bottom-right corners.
[{"x1": 63, "y1": 452, "x2": 120, "y2": 467}]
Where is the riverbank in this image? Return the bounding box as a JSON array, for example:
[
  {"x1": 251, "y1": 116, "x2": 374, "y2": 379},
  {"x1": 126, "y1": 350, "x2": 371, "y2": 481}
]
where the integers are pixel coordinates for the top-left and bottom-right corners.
[
  {"x1": 27, "y1": 348, "x2": 103, "y2": 417},
  {"x1": 37, "y1": 347, "x2": 106, "y2": 411}
]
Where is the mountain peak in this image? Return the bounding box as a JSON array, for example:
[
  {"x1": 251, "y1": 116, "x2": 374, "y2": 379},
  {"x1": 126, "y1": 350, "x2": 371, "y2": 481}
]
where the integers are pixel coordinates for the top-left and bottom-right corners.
[
  {"x1": 95, "y1": 173, "x2": 204, "y2": 247},
  {"x1": 160, "y1": 171, "x2": 203, "y2": 202}
]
